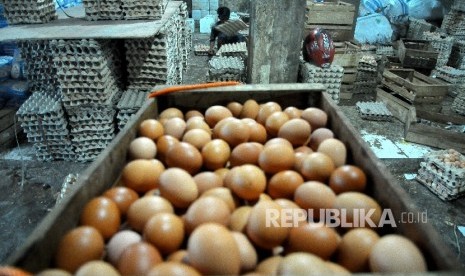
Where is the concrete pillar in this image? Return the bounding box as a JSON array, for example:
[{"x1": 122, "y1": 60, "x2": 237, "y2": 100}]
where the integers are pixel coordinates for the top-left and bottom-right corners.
[{"x1": 247, "y1": 0, "x2": 306, "y2": 84}]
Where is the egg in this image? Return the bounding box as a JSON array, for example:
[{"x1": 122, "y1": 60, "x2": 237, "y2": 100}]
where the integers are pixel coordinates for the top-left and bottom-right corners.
[
  {"x1": 294, "y1": 181, "x2": 336, "y2": 219},
  {"x1": 138, "y1": 119, "x2": 164, "y2": 141},
  {"x1": 146, "y1": 262, "x2": 201, "y2": 276},
  {"x1": 184, "y1": 196, "x2": 231, "y2": 233},
  {"x1": 156, "y1": 135, "x2": 179, "y2": 163},
  {"x1": 126, "y1": 196, "x2": 174, "y2": 232},
  {"x1": 212, "y1": 117, "x2": 236, "y2": 138},
  {"x1": 36, "y1": 269, "x2": 72, "y2": 276},
  {"x1": 55, "y1": 226, "x2": 105, "y2": 273},
  {"x1": 201, "y1": 187, "x2": 237, "y2": 212},
  {"x1": 337, "y1": 228, "x2": 380, "y2": 272},
  {"x1": 301, "y1": 107, "x2": 328, "y2": 130},
  {"x1": 103, "y1": 187, "x2": 139, "y2": 216},
  {"x1": 329, "y1": 165, "x2": 367, "y2": 194},
  {"x1": 204, "y1": 105, "x2": 233, "y2": 128},
  {"x1": 185, "y1": 110, "x2": 204, "y2": 120},
  {"x1": 267, "y1": 170, "x2": 304, "y2": 199},
  {"x1": 240, "y1": 99, "x2": 260, "y2": 119},
  {"x1": 326, "y1": 262, "x2": 351, "y2": 275},
  {"x1": 217, "y1": 118, "x2": 250, "y2": 147},
  {"x1": 294, "y1": 151, "x2": 308, "y2": 172},
  {"x1": 224, "y1": 165, "x2": 266, "y2": 201},
  {"x1": 166, "y1": 250, "x2": 189, "y2": 263},
  {"x1": 256, "y1": 102, "x2": 282, "y2": 125},
  {"x1": 159, "y1": 107, "x2": 184, "y2": 120},
  {"x1": 121, "y1": 159, "x2": 165, "y2": 193},
  {"x1": 278, "y1": 118, "x2": 311, "y2": 147},
  {"x1": 255, "y1": 256, "x2": 283, "y2": 275},
  {"x1": 80, "y1": 197, "x2": 121, "y2": 240},
  {"x1": 106, "y1": 230, "x2": 142, "y2": 265},
  {"x1": 300, "y1": 152, "x2": 335, "y2": 182},
  {"x1": 163, "y1": 117, "x2": 187, "y2": 140},
  {"x1": 201, "y1": 139, "x2": 231, "y2": 170},
  {"x1": 158, "y1": 168, "x2": 199, "y2": 208},
  {"x1": 144, "y1": 213, "x2": 185, "y2": 255},
  {"x1": 318, "y1": 138, "x2": 347, "y2": 167},
  {"x1": 333, "y1": 192, "x2": 382, "y2": 228},
  {"x1": 214, "y1": 167, "x2": 230, "y2": 181},
  {"x1": 265, "y1": 111, "x2": 289, "y2": 137},
  {"x1": 128, "y1": 137, "x2": 157, "y2": 160},
  {"x1": 264, "y1": 137, "x2": 293, "y2": 148},
  {"x1": 369, "y1": 234, "x2": 427, "y2": 272},
  {"x1": 295, "y1": 146, "x2": 313, "y2": 154},
  {"x1": 287, "y1": 222, "x2": 340, "y2": 260},
  {"x1": 283, "y1": 106, "x2": 302, "y2": 119},
  {"x1": 229, "y1": 142, "x2": 263, "y2": 167},
  {"x1": 242, "y1": 118, "x2": 267, "y2": 144},
  {"x1": 229, "y1": 206, "x2": 252, "y2": 232},
  {"x1": 165, "y1": 142, "x2": 203, "y2": 174},
  {"x1": 258, "y1": 143, "x2": 295, "y2": 174},
  {"x1": 182, "y1": 129, "x2": 211, "y2": 150},
  {"x1": 117, "y1": 242, "x2": 163, "y2": 276},
  {"x1": 277, "y1": 252, "x2": 332, "y2": 276},
  {"x1": 274, "y1": 198, "x2": 307, "y2": 228},
  {"x1": 308, "y1": 128, "x2": 334, "y2": 151},
  {"x1": 185, "y1": 117, "x2": 211, "y2": 134},
  {"x1": 74, "y1": 260, "x2": 120, "y2": 276},
  {"x1": 187, "y1": 223, "x2": 241, "y2": 275},
  {"x1": 193, "y1": 171, "x2": 223, "y2": 194},
  {"x1": 227, "y1": 101, "x2": 243, "y2": 117},
  {"x1": 232, "y1": 232, "x2": 258, "y2": 272}
]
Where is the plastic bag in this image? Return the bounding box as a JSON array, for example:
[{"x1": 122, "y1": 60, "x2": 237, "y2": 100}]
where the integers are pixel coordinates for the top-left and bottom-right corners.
[
  {"x1": 0, "y1": 79, "x2": 29, "y2": 99},
  {"x1": 405, "y1": 0, "x2": 449, "y2": 21},
  {"x1": 360, "y1": 0, "x2": 409, "y2": 23},
  {"x1": 0, "y1": 56, "x2": 13, "y2": 82},
  {"x1": 355, "y1": 13, "x2": 394, "y2": 44}
]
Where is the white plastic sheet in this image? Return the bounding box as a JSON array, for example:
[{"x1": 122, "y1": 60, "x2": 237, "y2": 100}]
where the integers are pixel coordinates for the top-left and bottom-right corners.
[{"x1": 355, "y1": 13, "x2": 394, "y2": 44}]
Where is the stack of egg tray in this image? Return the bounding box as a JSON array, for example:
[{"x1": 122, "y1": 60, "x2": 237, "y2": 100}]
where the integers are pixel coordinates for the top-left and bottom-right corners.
[
  {"x1": 16, "y1": 92, "x2": 74, "y2": 161},
  {"x1": 178, "y1": 2, "x2": 190, "y2": 70},
  {"x1": 452, "y1": 91, "x2": 465, "y2": 115},
  {"x1": 453, "y1": 0, "x2": 465, "y2": 12},
  {"x1": 355, "y1": 101, "x2": 393, "y2": 121},
  {"x1": 2, "y1": 0, "x2": 57, "y2": 24},
  {"x1": 216, "y1": 42, "x2": 248, "y2": 59},
  {"x1": 431, "y1": 66, "x2": 465, "y2": 97},
  {"x1": 82, "y1": 0, "x2": 123, "y2": 20},
  {"x1": 299, "y1": 62, "x2": 344, "y2": 104},
  {"x1": 442, "y1": 8, "x2": 465, "y2": 39},
  {"x1": 416, "y1": 149, "x2": 465, "y2": 201},
  {"x1": 448, "y1": 40, "x2": 465, "y2": 69},
  {"x1": 18, "y1": 40, "x2": 59, "y2": 94},
  {"x1": 207, "y1": 56, "x2": 246, "y2": 83},
  {"x1": 375, "y1": 45, "x2": 395, "y2": 57},
  {"x1": 421, "y1": 31, "x2": 454, "y2": 68},
  {"x1": 194, "y1": 44, "x2": 210, "y2": 56},
  {"x1": 407, "y1": 17, "x2": 435, "y2": 40},
  {"x1": 116, "y1": 90, "x2": 148, "y2": 131},
  {"x1": 121, "y1": 0, "x2": 168, "y2": 20},
  {"x1": 353, "y1": 55, "x2": 379, "y2": 94}
]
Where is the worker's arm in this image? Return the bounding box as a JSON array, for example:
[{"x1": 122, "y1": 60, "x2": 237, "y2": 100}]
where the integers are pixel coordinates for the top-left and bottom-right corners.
[{"x1": 209, "y1": 24, "x2": 219, "y2": 55}]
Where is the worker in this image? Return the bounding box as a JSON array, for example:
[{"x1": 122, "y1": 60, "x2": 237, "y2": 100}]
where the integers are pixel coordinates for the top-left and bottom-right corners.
[{"x1": 208, "y1": 6, "x2": 245, "y2": 55}]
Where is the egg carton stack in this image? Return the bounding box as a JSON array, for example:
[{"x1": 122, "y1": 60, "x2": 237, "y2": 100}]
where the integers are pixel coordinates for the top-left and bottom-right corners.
[
  {"x1": 121, "y1": 0, "x2": 169, "y2": 20},
  {"x1": 407, "y1": 17, "x2": 435, "y2": 40},
  {"x1": 452, "y1": 92, "x2": 465, "y2": 115},
  {"x1": 375, "y1": 46, "x2": 396, "y2": 57},
  {"x1": 16, "y1": 92, "x2": 74, "y2": 161},
  {"x1": 416, "y1": 149, "x2": 465, "y2": 201},
  {"x1": 2, "y1": 0, "x2": 57, "y2": 24},
  {"x1": 353, "y1": 55, "x2": 379, "y2": 94},
  {"x1": 448, "y1": 40, "x2": 465, "y2": 69},
  {"x1": 194, "y1": 44, "x2": 210, "y2": 56},
  {"x1": 116, "y1": 90, "x2": 148, "y2": 131},
  {"x1": 207, "y1": 56, "x2": 246, "y2": 83},
  {"x1": 82, "y1": 0, "x2": 123, "y2": 20},
  {"x1": 441, "y1": 5, "x2": 465, "y2": 40},
  {"x1": 299, "y1": 62, "x2": 344, "y2": 103},
  {"x1": 355, "y1": 101, "x2": 393, "y2": 121},
  {"x1": 18, "y1": 40, "x2": 59, "y2": 94},
  {"x1": 178, "y1": 2, "x2": 190, "y2": 70},
  {"x1": 431, "y1": 66, "x2": 465, "y2": 97},
  {"x1": 50, "y1": 39, "x2": 123, "y2": 162},
  {"x1": 216, "y1": 42, "x2": 248, "y2": 59},
  {"x1": 421, "y1": 31, "x2": 454, "y2": 68}
]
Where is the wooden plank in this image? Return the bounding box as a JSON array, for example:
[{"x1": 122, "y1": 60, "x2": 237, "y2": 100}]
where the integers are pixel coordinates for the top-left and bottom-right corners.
[
  {"x1": 416, "y1": 109, "x2": 465, "y2": 125},
  {"x1": 0, "y1": 123, "x2": 22, "y2": 149},
  {"x1": 307, "y1": 1, "x2": 355, "y2": 12},
  {"x1": 307, "y1": 11, "x2": 354, "y2": 25},
  {"x1": 342, "y1": 72, "x2": 356, "y2": 83},
  {"x1": 382, "y1": 79, "x2": 416, "y2": 102},
  {"x1": 333, "y1": 52, "x2": 360, "y2": 67},
  {"x1": 376, "y1": 88, "x2": 416, "y2": 124},
  {"x1": 0, "y1": 108, "x2": 16, "y2": 133},
  {"x1": 0, "y1": 2, "x2": 183, "y2": 42},
  {"x1": 405, "y1": 124, "x2": 465, "y2": 153},
  {"x1": 304, "y1": 24, "x2": 353, "y2": 41},
  {"x1": 383, "y1": 69, "x2": 449, "y2": 98}
]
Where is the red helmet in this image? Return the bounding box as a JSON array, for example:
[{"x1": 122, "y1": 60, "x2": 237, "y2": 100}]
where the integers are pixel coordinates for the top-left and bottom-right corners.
[{"x1": 303, "y1": 28, "x2": 335, "y2": 68}]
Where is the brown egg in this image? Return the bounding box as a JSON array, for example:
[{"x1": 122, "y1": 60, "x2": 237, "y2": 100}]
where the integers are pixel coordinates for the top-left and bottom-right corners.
[
  {"x1": 182, "y1": 129, "x2": 211, "y2": 150},
  {"x1": 309, "y1": 128, "x2": 334, "y2": 151},
  {"x1": 184, "y1": 196, "x2": 231, "y2": 233},
  {"x1": 265, "y1": 111, "x2": 290, "y2": 137},
  {"x1": 55, "y1": 226, "x2": 105, "y2": 273},
  {"x1": 230, "y1": 142, "x2": 264, "y2": 167},
  {"x1": 163, "y1": 117, "x2": 187, "y2": 140},
  {"x1": 103, "y1": 187, "x2": 139, "y2": 216},
  {"x1": 224, "y1": 165, "x2": 266, "y2": 201},
  {"x1": 264, "y1": 137, "x2": 293, "y2": 148},
  {"x1": 294, "y1": 151, "x2": 308, "y2": 172},
  {"x1": 278, "y1": 118, "x2": 311, "y2": 147},
  {"x1": 144, "y1": 213, "x2": 185, "y2": 255},
  {"x1": 159, "y1": 107, "x2": 184, "y2": 120},
  {"x1": 268, "y1": 170, "x2": 304, "y2": 199},
  {"x1": 295, "y1": 146, "x2": 313, "y2": 154},
  {"x1": 318, "y1": 138, "x2": 347, "y2": 167},
  {"x1": 201, "y1": 139, "x2": 231, "y2": 170},
  {"x1": 36, "y1": 269, "x2": 72, "y2": 276},
  {"x1": 258, "y1": 143, "x2": 295, "y2": 174},
  {"x1": 204, "y1": 105, "x2": 233, "y2": 128},
  {"x1": 166, "y1": 250, "x2": 189, "y2": 263},
  {"x1": 300, "y1": 152, "x2": 335, "y2": 182},
  {"x1": 287, "y1": 222, "x2": 340, "y2": 260},
  {"x1": 212, "y1": 117, "x2": 236, "y2": 138},
  {"x1": 326, "y1": 262, "x2": 351, "y2": 275},
  {"x1": 255, "y1": 256, "x2": 283, "y2": 275},
  {"x1": 165, "y1": 142, "x2": 203, "y2": 174},
  {"x1": 229, "y1": 206, "x2": 252, "y2": 232},
  {"x1": 274, "y1": 198, "x2": 307, "y2": 228},
  {"x1": 193, "y1": 171, "x2": 223, "y2": 194},
  {"x1": 128, "y1": 137, "x2": 157, "y2": 160},
  {"x1": 80, "y1": 197, "x2": 121, "y2": 240},
  {"x1": 369, "y1": 235, "x2": 427, "y2": 272},
  {"x1": 284, "y1": 106, "x2": 302, "y2": 119},
  {"x1": 256, "y1": 102, "x2": 282, "y2": 125},
  {"x1": 121, "y1": 159, "x2": 165, "y2": 193},
  {"x1": 333, "y1": 192, "x2": 382, "y2": 228},
  {"x1": 242, "y1": 118, "x2": 267, "y2": 144},
  {"x1": 185, "y1": 110, "x2": 204, "y2": 120},
  {"x1": 240, "y1": 99, "x2": 260, "y2": 119},
  {"x1": 106, "y1": 230, "x2": 142, "y2": 265},
  {"x1": 277, "y1": 252, "x2": 332, "y2": 275},
  {"x1": 127, "y1": 196, "x2": 174, "y2": 232},
  {"x1": 227, "y1": 101, "x2": 243, "y2": 117},
  {"x1": 330, "y1": 165, "x2": 367, "y2": 194},
  {"x1": 185, "y1": 117, "x2": 211, "y2": 134},
  {"x1": 158, "y1": 168, "x2": 199, "y2": 208},
  {"x1": 246, "y1": 200, "x2": 290, "y2": 249},
  {"x1": 232, "y1": 232, "x2": 258, "y2": 272},
  {"x1": 187, "y1": 223, "x2": 241, "y2": 275},
  {"x1": 214, "y1": 167, "x2": 230, "y2": 181},
  {"x1": 217, "y1": 118, "x2": 250, "y2": 147},
  {"x1": 117, "y1": 242, "x2": 163, "y2": 276},
  {"x1": 147, "y1": 262, "x2": 201, "y2": 276},
  {"x1": 74, "y1": 260, "x2": 120, "y2": 276},
  {"x1": 202, "y1": 187, "x2": 237, "y2": 212},
  {"x1": 294, "y1": 181, "x2": 336, "y2": 219},
  {"x1": 156, "y1": 135, "x2": 179, "y2": 163},
  {"x1": 139, "y1": 119, "x2": 164, "y2": 141},
  {"x1": 337, "y1": 228, "x2": 380, "y2": 272},
  {"x1": 301, "y1": 107, "x2": 328, "y2": 130}
]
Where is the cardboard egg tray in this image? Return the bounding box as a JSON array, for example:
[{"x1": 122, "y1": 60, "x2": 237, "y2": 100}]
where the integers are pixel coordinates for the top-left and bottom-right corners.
[
  {"x1": 352, "y1": 55, "x2": 380, "y2": 94},
  {"x1": 442, "y1": 9, "x2": 465, "y2": 38},
  {"x1": 376, "y1": 46, "x2": 395, "y2": 57},
  {"x1": 208, "y1": 56, "x2": 246, "y2": 83},
  {"x1": 431, "y1": 66, "x2": 465, "y2": 97},
  {"x1": 421, "y1": 31, "x2": 454, "y2": 68},
  {"x1": 299, "y1": 62, "x2": 344, "y2": 103},
  {"x1": 407, "y1": 17, "x2": 435, "y2": 40},
  {"x1": 355, "y1": 101, "x2": 393, "y2": 121},
  {"x1": 121, "y1": 0, "x2": 168, "y2": 20},
  {"x1": 194, "y1": 44, "x2": 210, "y2": 56},
  {"x1": 449, "y1": 40, "x2": 465, "y2": 69},
  {"x1": 452, "y1": 92, "x2": 465, "y2": 115},
  {"x1": 116, "y1": 90, "x2": 148, "y2": 130},
  {"x1": 82, "y1": 0, "x2": 124, "y2": 20},
  {"x1": 2, "y1": 0, "x2": 57, "y2": 24},
  {"x1": 216, "y1": 42, "x2": 248, "y2": 58}
]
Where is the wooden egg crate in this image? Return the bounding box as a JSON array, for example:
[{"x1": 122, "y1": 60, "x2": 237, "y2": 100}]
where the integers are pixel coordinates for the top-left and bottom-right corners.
[{"x1": 397, "y1": 39, "x2": 439, "y2": 69}]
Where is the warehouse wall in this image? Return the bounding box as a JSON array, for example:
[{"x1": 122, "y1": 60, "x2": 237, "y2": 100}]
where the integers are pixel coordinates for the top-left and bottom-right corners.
[{"x1": 221, "y1": 0, "x2": 250, "y2": 13}]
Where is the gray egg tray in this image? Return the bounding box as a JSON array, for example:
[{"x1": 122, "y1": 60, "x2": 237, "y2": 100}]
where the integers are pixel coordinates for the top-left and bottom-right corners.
[
  {"x1": 299, "y1": 62, "x2": 344, "y2": 104},
  {"x1": 442, "y1": 10, "x2": 465, "y2": 36},
  {"x1": 376, "y1": 46, "x2": 395, "y2": 57},
  {"x1": 453, "y1": 0, "x2": 465, "y2": 12},
  {"x1": 70, "y1": 123, "x2": 114, "y2": 134},
  {"x1": 432, "y1": 66, "x2": 465, "y2": 84},
  {"x1": 82, "y1": 0, "x2": 124, "y2": 20},
  {"x1": 209, "y1": 56, "x2": 245, "y2": 75},
  {"x1": 453, "y1": 93, "x2": 465, "y2": 115},
  {"x1": 3, "y1": 0, "x2": 57, "y2": 24},
  {"x1": 117, "y1": 90, "x2": 148, "y2": 110},
  {"x1": 216, "y1": 42, "x2": 248, "y2": 57},
  {"x1": 207, "y1": 72, "x2": 244, "y2": 83},
  {"x1": 72, "y1": 132, "x2": 114, "y2": 143},
  {"x1": 355, "y1": 101, "x2": 393, "y2": 121}
]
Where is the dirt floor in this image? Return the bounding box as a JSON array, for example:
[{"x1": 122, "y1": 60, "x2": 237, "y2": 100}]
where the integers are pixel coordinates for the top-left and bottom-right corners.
[{"x1": 1, "y1": 29, "x2": 465, "y2": 270}]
